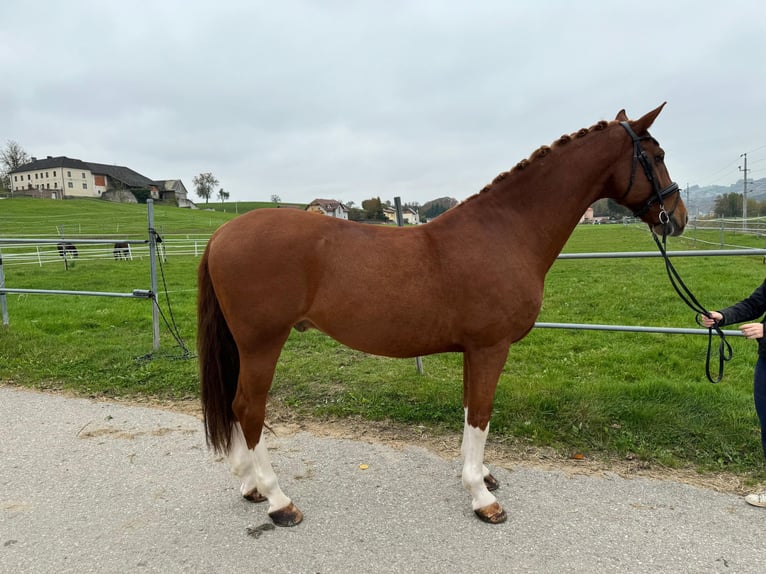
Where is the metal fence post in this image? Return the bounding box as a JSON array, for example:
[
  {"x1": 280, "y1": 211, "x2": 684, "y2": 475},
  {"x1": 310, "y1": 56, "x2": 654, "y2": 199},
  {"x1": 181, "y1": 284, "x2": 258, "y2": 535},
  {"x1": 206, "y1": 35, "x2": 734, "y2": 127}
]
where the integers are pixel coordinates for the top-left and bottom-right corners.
[
  {"x1": 394, "y1": 196, "x2": 424, "y2": 375},
  {"x1": 0, "y1": 248, "x2": 8, "y2": 327},
  {"x1": 147, "y1": 200, "x2": 160, "y2": 351},
  {"x1": 720, "y1": 218, "x2": 725, "y2": 247}
]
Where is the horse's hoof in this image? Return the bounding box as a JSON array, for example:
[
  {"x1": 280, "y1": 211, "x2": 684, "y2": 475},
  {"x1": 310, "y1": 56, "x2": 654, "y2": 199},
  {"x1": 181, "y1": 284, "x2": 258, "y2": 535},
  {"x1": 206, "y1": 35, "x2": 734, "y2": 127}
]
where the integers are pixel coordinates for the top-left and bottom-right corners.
[
  {"x1": 269, "y1": 503, "x2": 303, "y2": 527},
  {"x1": 484, "y1": 473, "x2": 500, "y2": 492},
  {"x1": 243, "y1": 488, "x2": 267, "y2": 503},
  {"x1": 474, "y1": 502, "x2": 507, "y2": 524}
]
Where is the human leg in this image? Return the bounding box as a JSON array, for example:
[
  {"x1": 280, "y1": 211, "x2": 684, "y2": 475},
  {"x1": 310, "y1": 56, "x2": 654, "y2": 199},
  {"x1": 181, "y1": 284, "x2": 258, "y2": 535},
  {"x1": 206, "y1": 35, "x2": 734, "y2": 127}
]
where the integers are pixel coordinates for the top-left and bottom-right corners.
[
  {"x1": 752, "y1": 356, "x2": 766, "y2": 459},
  {"x1": 745, "y1": 356, "x2": 766, "y2": 508}
]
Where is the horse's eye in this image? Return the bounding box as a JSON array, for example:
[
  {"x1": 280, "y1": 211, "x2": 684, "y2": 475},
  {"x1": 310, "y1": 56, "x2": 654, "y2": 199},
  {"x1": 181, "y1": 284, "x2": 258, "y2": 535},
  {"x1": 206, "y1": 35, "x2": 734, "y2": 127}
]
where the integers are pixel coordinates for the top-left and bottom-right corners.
[{"x1": 655, "y1": 154, "x2": 664, "y2": 163}]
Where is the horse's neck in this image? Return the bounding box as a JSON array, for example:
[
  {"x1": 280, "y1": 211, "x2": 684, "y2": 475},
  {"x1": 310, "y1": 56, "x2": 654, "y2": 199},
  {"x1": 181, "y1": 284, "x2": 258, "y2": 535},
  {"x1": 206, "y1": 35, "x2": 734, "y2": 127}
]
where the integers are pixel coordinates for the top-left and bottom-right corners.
[{"x1": 442, "y1": 136, "x2": 617, "y2": 272}]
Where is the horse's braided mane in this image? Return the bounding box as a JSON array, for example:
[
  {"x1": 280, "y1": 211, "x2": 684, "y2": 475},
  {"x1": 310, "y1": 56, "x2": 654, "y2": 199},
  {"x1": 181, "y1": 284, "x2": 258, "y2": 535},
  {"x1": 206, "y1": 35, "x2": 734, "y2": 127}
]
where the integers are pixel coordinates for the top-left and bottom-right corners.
[{"x1": 457, "y1": 119, "x2": 612, "y2": 206}]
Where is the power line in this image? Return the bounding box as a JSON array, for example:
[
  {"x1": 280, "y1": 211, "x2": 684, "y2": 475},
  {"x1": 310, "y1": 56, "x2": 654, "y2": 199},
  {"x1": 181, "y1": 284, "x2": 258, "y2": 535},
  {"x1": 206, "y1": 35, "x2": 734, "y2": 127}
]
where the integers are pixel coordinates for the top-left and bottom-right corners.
[
  {"x1": 698, "y1": 144, "x2": 766, "y2": 185},
  {"x1": 701, "y1": 157, "x2": 740, "y2": 184}
]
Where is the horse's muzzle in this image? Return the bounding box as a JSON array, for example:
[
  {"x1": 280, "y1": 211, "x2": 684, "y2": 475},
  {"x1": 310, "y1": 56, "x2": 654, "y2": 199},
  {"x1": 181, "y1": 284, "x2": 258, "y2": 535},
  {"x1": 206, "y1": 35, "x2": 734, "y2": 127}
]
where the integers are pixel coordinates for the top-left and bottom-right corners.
[{"x1": 654, "y1": 212, "x2": 687, "y2": 237}]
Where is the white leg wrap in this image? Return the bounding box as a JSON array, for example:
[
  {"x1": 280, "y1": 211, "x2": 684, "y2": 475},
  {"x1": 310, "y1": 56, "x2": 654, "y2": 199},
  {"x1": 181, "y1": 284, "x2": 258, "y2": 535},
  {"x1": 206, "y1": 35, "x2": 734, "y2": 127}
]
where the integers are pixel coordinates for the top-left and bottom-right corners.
[
  {"x1": 228, "y1": 423, "x2": 291, "y2": 513},
  {"x1": 461, "y1": 409, "x2": 496, "y2": 511}
]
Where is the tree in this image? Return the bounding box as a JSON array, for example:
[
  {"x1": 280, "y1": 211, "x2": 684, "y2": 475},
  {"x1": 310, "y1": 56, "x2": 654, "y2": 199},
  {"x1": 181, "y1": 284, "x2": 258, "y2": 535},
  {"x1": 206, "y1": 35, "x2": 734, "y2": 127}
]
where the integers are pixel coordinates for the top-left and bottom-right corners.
[
  {"x1": 361, "y1": 197, "x2": 387, "y2": 221},
  {"x1": 713, "y1": 193, "x2": 741, "y2": 218},
  {"x1": 591, "y1": 198, "x2": 631, "y2": 219},
  {"x1": 347, "y1": 207, "x2": 367, "y2": 221},
  {"x1": 193, "y1": 172, "x2": 219, "y2": 204},
  {"x1": 270, "y1": 194, "x2": 281, "y2": 204},
  {"x1": 217, "y1": 188, "x2": 230, "y2": 204},
  {"x1": 420, "y1": 197, "x2": 458, "y2": 220},
  {"x1": 711, "y1": 193, "x2": 766, "y2": 218},
  {"x1": 1, "y1": 140, "x2": 30, "y2": 191}
]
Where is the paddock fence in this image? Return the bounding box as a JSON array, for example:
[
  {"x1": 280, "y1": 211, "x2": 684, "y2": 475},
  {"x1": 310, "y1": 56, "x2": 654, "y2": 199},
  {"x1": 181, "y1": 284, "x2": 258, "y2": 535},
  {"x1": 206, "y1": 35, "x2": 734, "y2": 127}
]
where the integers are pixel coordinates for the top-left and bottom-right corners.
[
  {"x1": 4, "y1": 201, "x2": 766, "y2": 358},
  {"x1": 686, "y1": 217, "x2": 766, "y2": 254},
  {"x1": 0, "y1": 236, "x2": 211, "y2": 266},
  {"x1": 0, "y1": 200, "x2": 163, "y2": 350}
]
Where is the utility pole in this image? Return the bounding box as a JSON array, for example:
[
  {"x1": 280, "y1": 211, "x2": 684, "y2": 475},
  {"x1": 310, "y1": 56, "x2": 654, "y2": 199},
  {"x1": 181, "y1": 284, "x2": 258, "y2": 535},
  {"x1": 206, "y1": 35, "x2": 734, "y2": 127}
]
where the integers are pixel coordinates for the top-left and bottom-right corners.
[{"x1": 740, "y1": 153, "x2": 749, "y2": 231}]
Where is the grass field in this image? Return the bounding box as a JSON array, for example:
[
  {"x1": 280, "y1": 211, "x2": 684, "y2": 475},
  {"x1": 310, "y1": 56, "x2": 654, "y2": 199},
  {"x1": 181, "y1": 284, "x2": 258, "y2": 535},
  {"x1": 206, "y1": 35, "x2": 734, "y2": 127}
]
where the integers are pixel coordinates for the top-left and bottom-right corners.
[
  {"x1": 2, "y1": 197, "x2": 766, "y2": 482},
  {"x1": 200, "y1": 200, "x2": 306, "y2": 214}
]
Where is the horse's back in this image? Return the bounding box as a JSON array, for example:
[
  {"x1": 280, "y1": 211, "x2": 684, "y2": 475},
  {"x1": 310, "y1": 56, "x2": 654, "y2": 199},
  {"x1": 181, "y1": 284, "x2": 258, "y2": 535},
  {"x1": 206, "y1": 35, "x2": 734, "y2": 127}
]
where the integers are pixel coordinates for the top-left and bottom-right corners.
[
  {"x1": 208, "y1": 209, "x2": 364, "y2": 273},
  {"x1": 208, "y1": 208, "x2": 422, "y2": 272}
]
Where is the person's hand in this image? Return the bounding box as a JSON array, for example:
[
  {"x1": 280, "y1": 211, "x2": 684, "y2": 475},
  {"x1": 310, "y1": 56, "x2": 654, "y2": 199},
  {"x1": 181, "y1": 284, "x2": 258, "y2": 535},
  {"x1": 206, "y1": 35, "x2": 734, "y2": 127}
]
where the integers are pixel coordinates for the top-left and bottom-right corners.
[
  {"x1": 740, "y1": 323, "x2": 764, "y2": 340},
  {"x1": 701, "y1": 311, "x2": 723, "y2": 327}
]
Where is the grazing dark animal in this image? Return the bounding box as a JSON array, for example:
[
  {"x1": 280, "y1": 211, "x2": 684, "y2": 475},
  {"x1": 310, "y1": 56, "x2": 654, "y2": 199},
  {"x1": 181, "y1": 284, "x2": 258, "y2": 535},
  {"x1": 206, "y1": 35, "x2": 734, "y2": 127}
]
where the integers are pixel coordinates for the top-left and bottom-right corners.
[
  {"x1": 56, "y1": 242, "x2": 78, "y2": 269},
  {"x1": 56, "y1": 242, "x2": 78, "y2": 258},
  {"x1": 198, "y1": 104, "x2": 687, "y2": 526},
  {"x1": 113, "y1": 242, "x2": 131, "y2": 260}
]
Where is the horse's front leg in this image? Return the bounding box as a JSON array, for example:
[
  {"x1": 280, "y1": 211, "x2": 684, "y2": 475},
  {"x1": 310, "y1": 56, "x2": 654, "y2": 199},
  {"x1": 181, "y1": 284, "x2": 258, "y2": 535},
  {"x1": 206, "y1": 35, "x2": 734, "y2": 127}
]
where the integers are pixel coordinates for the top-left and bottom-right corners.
[
  {"x1": 228, "y1": 422, "x2": 303, "y2": 526},
  {"x1": 461, "y1": 342, "x2": 510, "y2": 524}
]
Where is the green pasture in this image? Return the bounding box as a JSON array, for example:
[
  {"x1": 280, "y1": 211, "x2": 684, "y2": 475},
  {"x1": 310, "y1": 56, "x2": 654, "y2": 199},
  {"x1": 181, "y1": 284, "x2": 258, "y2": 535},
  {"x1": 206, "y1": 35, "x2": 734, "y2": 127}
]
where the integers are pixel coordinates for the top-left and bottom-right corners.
[
  {"x1": 0, "y1": 196, "x2": 233, "y2": 238},
  {"x1": 2, "y1": 197, "x2": 766, "y2": 481},
  {"x1": 200, "y1": 200, "x2": 305, "y2": 214}
]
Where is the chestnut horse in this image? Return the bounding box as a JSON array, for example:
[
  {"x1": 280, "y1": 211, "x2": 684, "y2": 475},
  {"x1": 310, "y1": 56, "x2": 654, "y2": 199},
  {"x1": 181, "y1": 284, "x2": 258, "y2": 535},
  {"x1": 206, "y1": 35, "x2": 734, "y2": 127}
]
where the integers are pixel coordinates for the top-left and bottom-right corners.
[{"x1": 198, "y1": 104, "x2": 687, "y2": 526}]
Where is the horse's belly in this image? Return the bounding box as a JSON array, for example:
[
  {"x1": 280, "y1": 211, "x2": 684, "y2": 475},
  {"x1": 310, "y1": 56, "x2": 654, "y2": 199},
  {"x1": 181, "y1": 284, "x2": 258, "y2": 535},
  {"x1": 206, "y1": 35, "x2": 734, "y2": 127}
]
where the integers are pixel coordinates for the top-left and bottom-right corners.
[{"x1": 303, "y1": 310, "x2": 459, "y2": 359}]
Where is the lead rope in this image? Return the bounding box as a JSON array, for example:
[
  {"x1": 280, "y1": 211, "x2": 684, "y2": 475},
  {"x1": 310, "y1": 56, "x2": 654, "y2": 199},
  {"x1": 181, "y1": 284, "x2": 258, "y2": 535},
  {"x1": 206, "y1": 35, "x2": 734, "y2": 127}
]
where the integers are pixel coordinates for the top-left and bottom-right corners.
[{"x1": 651, "y1": 225, "x2": 732, "y2": 383}]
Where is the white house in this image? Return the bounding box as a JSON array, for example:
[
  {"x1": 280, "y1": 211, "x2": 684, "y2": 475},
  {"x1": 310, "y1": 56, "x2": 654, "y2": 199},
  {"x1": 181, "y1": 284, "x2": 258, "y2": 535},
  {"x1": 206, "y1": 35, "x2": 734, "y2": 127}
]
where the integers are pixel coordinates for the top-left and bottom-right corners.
[
  {"x1": 579, "y1": 206, "x2": 595, "y2": 223},
  {"x1": 9, "y1": 156, "x2": 94, "y2": 199},
  {"x1": 306, "y1": 199, "x2": 349, "y2": 219},
  {"x1": 382, "y1": 205, "x2": 421, "y2": 225}
]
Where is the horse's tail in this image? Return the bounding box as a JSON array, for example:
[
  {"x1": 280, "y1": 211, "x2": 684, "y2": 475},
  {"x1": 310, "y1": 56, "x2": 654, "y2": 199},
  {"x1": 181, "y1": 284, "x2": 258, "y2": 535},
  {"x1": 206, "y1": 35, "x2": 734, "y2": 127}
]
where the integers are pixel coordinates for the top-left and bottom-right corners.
[{"x1": 198, "y1": 246, "x2": 239, "y2": 454}]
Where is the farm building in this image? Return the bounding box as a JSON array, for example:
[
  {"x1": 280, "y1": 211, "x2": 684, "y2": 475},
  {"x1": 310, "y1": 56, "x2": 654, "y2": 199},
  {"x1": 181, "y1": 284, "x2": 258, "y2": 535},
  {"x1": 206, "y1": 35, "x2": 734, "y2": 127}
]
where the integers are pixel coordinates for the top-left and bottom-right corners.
[{"x1": 8, "y1": 155, "x2": 193, "y2": 207}]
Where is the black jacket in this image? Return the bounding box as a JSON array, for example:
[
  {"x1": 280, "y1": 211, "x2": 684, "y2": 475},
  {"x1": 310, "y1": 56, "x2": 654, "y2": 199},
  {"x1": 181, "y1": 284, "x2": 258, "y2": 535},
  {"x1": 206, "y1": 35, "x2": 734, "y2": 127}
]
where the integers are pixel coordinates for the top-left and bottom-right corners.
[{"x1": 718, "y1": 278, "x2": 766, "y2": 357}]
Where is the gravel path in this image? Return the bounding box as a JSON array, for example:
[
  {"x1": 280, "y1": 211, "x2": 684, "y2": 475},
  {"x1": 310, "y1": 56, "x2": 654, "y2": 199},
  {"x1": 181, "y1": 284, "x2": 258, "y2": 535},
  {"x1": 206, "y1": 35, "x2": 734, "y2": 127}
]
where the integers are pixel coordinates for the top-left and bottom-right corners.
[{"x1": 1, "y1": 386, "x2": 764, "y2": 573}]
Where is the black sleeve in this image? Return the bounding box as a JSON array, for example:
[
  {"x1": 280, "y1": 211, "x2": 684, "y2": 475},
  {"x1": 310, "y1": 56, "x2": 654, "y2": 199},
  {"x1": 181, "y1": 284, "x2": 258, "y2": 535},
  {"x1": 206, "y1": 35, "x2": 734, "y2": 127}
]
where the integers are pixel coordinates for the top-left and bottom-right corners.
[{"x1": 718, "y1": 278, "x2": 766, "y2": 326}]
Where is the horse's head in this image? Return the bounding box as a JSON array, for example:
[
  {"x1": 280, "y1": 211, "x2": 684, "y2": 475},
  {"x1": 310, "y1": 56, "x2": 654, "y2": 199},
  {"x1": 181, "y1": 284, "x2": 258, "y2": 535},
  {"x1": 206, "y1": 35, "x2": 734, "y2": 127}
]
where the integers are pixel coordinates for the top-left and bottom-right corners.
[{"x1": 613, "y1": 103, "x2": 687, "y2": 237}]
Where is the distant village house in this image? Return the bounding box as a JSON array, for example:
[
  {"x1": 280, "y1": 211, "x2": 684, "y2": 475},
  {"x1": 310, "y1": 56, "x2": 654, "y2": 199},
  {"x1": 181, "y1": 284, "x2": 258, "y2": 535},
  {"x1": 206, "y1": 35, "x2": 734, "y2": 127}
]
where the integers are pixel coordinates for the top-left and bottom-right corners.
[
  {"x1": 382, "y1": 205, "x2": 420, "y2": 225},
  {"x1": 579, "y1": 206, "x2": 595, "y2": 223},
  {"x1": 306, "y1": 199, "x2": 349, "y2": 219}
]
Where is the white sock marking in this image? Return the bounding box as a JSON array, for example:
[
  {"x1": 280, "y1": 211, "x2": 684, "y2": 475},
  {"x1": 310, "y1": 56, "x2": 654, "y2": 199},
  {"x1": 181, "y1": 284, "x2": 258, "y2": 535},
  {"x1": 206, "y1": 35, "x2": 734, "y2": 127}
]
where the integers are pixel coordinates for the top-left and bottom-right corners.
[{"x1": 461, "y1": 409, "x2": 497, "y2": 510}]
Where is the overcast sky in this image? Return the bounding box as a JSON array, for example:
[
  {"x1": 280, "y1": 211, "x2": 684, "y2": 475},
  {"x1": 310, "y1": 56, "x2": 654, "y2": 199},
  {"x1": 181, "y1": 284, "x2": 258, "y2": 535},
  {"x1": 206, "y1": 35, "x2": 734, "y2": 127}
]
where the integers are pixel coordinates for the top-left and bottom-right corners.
[{"x1": 2, "y1": 1, "x2": 764, "y2": 206}]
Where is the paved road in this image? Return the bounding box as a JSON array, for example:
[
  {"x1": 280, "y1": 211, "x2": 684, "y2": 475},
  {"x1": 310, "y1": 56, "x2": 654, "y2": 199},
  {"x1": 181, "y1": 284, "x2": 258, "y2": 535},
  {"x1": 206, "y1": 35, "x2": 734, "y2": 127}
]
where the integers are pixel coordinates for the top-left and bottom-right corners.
[{"x1": 1, "y1": 385, "x2": 765, "y2": 573}]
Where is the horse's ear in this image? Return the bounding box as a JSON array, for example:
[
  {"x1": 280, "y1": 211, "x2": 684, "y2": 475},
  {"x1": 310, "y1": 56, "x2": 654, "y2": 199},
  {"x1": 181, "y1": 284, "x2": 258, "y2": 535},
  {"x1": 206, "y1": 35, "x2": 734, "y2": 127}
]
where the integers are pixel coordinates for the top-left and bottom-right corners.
[
  {"x1": 630, "y1": 102, "x2": 667, "y2": 134},
  {"x1": 615, "y1": 109, "x2": 628, "y2": 121}
]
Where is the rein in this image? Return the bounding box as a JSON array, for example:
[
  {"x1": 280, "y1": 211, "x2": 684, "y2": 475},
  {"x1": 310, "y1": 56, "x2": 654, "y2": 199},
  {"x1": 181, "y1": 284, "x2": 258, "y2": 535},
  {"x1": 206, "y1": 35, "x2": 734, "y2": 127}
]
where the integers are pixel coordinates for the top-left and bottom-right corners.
[
  {"x1": 651, "y1": 231, "x2": 732, "y2": 383},
  {"x1": 619, "y1": 122, "x2": 732, "y2": 383}
]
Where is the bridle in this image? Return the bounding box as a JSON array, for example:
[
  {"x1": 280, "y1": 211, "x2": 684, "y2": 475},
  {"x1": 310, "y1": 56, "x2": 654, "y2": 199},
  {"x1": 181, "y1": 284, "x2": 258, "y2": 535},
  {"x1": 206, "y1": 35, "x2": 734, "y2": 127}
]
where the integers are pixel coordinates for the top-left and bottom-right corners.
[
  {"x1": 619, "y1": 121, "x2": 732, "y2": 383},
  {"x1": 619, "y1": 121, "x2": 680, "y2": 221}
]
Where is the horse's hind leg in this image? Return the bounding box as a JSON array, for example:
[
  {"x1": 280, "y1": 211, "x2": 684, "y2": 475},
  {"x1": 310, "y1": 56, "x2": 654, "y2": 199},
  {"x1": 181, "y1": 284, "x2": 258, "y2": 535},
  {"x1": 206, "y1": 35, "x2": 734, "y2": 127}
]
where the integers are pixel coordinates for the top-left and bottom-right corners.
[
  {"x1": 231, "y1": 344, "x2": 303, "y2": 527},
  {"x1": 228, "y1": 422, "x2": 270, "y2": 502},
  {"x1": 228, "y1": 422, "x2": 302, "y2": 526}
]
